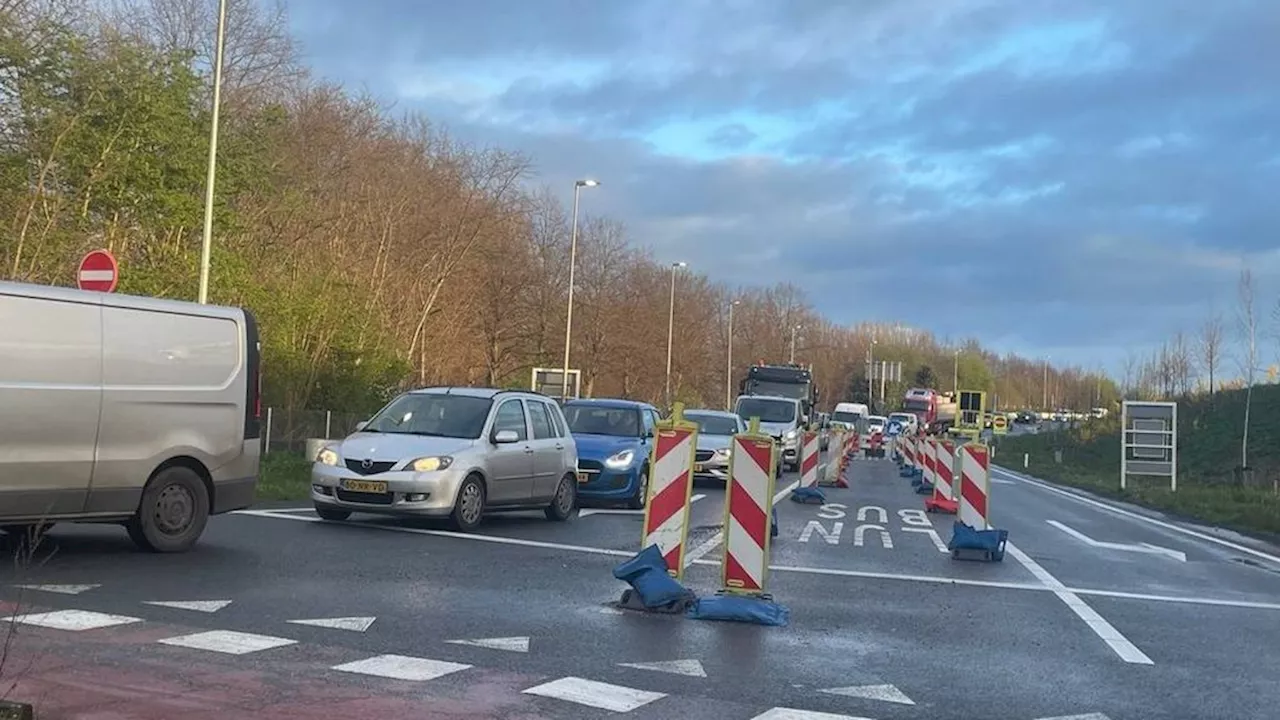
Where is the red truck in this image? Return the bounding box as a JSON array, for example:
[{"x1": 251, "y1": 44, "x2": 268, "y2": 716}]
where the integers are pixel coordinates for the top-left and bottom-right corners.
[{"x1": 901, "y1": 387, "x2": 956, "y2": 433}]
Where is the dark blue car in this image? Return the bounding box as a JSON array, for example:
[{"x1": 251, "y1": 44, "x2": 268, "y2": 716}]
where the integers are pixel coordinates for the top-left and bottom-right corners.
[{"x1": 562, "y1": 399, "x2": 661, "y2": 508}]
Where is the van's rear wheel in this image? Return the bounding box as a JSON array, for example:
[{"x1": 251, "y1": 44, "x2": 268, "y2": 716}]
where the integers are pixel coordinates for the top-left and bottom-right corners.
[{"x1": 127, "y1": 466, "x2": 209, "y2": 553}]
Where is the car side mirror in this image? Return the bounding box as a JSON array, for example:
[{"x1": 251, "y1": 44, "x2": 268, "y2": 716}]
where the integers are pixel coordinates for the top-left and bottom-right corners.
[
  {"x1": 493, "y1": 429, "x2": 519, "y2": 444},
  {"x1": 355, "y1": 421, "x2": 368, "y2": 432},
  {"x1": 645, "y1": 427, "x2": 655, "y2": 438}
]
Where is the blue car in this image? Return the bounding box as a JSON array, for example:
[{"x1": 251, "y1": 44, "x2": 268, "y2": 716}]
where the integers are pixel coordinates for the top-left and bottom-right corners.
[{"x1": 562, "y1": 399, "x2": 661, "y2": 508}]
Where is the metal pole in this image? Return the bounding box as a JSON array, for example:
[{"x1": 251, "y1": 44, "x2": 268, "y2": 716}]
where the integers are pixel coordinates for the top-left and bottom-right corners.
[
  {"x1": 726, "y1": 301, "x2": 736, "y2": 410},
  {"x1": 879, "y1": 360, "x2": 887, "y2": 403},
  {"x1": 197, "y1": 0, "x2": 229, "y2": 304},
  {"x1": 665, "y1": 263, "x2": 679, "y2": 406},
  {"x1": 867, "y1": 339, "x2": 875, "y2": 410},
  {"x1": 953, "y1": 350, "x2": 959, "y2": 393},
  {"x1": 561, "y1": 184, "x2": 582, "y2": 400},
  {"x1": 324, "y1": 410, "x2": 331, "y2": 438},
  {"x1": 789, "y1": 326, "x2": 797, "y2": 363},
  {"x1": 1042, "y1": 359, "x2": 1048, "y2": 410}
]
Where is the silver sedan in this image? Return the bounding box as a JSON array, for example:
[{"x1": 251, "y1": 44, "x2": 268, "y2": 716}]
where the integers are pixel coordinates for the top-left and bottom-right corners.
[{"x1": 683, "y1": 409, "x2": 748, "y2": 483}]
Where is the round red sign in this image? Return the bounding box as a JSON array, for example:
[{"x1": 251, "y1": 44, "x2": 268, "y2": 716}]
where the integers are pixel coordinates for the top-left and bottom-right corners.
[{"x1": 77, "y1": 249, "x2": 119, "y2": 292}]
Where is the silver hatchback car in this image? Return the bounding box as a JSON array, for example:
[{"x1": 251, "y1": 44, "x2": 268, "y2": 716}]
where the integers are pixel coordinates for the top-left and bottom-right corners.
[{"x1": 311, "y1": 387, "x2": 579, "y2": 531}]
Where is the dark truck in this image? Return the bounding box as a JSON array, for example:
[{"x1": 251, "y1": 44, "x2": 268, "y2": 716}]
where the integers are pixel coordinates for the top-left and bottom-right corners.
[{"x1": 739, "y1": 363, "x2": 819, "y2": 426}]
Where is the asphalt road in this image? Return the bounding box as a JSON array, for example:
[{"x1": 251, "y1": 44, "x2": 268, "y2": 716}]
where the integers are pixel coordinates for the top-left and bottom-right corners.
[{"x1": 3, "y1": 448, "x2": 1279, "y2": 720}]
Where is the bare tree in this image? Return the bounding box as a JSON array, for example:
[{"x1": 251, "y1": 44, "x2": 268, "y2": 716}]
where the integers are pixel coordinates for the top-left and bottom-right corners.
[
  {"x1": 1238, "y1": 270, "x2": 1258, "y2": 469},
  {"x1": 1200, "y1": 314, "x2": 1224, "y2": 398}
]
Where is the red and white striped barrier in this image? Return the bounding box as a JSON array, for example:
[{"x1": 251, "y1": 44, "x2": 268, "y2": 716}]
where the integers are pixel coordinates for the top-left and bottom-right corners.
[
  {"x1": 925, "y1": 438, "x2": 958, "y2": 513},
  {"x1": 640, "y1": 405, "x2": 698, "y2": 579},
  {"x1": 799, "y1": 429, "x2": 820, "y2": 490},
  {"x1": 922, "y1": 437, "x2": 937, "y2": 488},
  {"x1": 723, "y1": 422, "x2": 778, "y2": 595},
  {"x1": 868, "y1": 432, "x2": 884, "y2": 458},
  {"x1": 901, "y1": 435, "x2": 917, "y2": 469},
  {"x1": 957, "y1": 442, "x2": 991, "y2": 530}
]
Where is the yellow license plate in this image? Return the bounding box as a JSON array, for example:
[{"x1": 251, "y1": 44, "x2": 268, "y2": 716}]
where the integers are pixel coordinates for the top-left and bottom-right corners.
[
  {"x1": 577, "y1": 471, "x2": 590, "y2": 483},
  {"x1": 341, "y1": 479, "x2": 388, "y2": 493},
  {"x1": 694, "y1": 463, "x2": 705, "y2": 472}
]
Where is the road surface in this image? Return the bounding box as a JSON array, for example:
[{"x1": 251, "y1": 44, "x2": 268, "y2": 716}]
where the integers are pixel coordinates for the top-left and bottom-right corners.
[{"x1": 2, "y1": 451, "x2": 1278, "y2": 719}]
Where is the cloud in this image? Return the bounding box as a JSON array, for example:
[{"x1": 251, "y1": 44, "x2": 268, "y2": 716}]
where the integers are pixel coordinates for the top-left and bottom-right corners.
[{"x1": 289, "y1": 0, "x2": 1280, "y2": 375}]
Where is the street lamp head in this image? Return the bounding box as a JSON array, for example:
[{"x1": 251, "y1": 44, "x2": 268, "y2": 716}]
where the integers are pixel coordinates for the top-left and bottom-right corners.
[
  {"x1": 673, "y1": 261, "x2": 687, "y2": 268},
  {"x1": 730, "y1": 299, "x2": 741, "y2": 306},
  {"x1": 576, "y1": 179, "x2": 599, "y2": 188}
]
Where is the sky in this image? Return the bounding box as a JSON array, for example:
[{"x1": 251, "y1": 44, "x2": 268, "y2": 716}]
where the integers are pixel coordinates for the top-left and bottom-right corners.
[{"x1": 288, "y1": 0, "x2": 1278, "y2": 376}]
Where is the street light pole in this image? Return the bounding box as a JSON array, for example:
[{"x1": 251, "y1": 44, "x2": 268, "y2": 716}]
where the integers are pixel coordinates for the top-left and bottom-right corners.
[
  {"x1": 665, "y1": 261, "x2": 687, "y2": 407},
  {"x1": 726, "y1": 299, "x2": 740, "y2": 410},
  {"x1": 561, "y1": 179, "x2": 598, "y2": 400},
  {"x1": 953, "y1": 348, "x2": 960, "y2": 393},
  {"x1": 196, "y1": 0, "x2": 229, "y2": 304},
  {"x1": 789, "y1": 324, "x2": 802, "y2": 363},
  {"x1": 867, "y1": 335, "x2": 877, "y2": 410},
  {"x1": 1042, "y1": 358, "x2": 1049, "y2": 410}
]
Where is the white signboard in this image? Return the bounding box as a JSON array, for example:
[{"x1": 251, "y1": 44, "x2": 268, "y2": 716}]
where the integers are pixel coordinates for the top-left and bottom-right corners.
[
  {"x1": 1121, "y1": 400, "x2": 1177, "y2": 491},
  {"x1": 531, "y1": 367, "x2": 581, "y2": 400}
]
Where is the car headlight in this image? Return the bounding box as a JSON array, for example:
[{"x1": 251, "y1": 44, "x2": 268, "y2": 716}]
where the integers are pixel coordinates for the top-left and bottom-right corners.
[
  {"x1": 410, "y1": 456, "x2": 453, "y2": 472},
  {"x1": 604, "y1": 449, "x2": 636, "y2": 469},
  {"x1": 714, "y1": 447, "x2": 731, "y2": 458},
  {"x1": 317, "y1": 447, "x2": 339, "y2": 466},
  {"x1": 784, "y1": 429, "x2": 797, "y2": 440}
]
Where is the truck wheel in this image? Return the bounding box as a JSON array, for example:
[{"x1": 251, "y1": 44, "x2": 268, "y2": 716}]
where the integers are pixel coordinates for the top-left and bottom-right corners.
[{"x1": 127, "y1": 466, "x2": 210, "y2": 553}]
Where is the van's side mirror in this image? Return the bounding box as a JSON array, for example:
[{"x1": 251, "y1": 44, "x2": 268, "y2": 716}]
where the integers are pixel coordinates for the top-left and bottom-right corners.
[
  {"x1": 493, "y1": 429, "x2": 519, "y2": 444},
  {"x1": 355, "y1": 421, "x2": 368, "y2": 432}
]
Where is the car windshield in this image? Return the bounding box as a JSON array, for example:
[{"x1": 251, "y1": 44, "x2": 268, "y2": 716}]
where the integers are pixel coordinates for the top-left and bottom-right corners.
[
  {"x1": 903, "y1": 398, "x2": 931, "y2": 411},
  {"x1": 890, "y1": 413, "x2": 913, "y2": 422},
  {"x1": 831, "y1": 411, "x2": 862, "y2": 424},
  {"x1": 685, "y1": 413, "x2": 740, "y2": 435},
  {"x1": 362, "y1": 393, "x2": 493, "y2": 439},
  {"x1": 869, "y1": 416, "x2": 886, "y2": 425},
  {"x1": 746, "y1": 379, "x2": 808, "y2": 400},
  {"x1": 736, "y1": 398, "x2": 796, "y2": 423},
  {"x1": 563, "y1": 404, "x2": 641, "y2": 437}
]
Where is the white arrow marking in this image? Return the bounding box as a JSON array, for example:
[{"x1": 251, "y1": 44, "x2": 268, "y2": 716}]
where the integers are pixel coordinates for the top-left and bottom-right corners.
[
  {"x1": 287, "y1": 616, "x2": 376, "y2": 632},
  {"x1": 819, "y1": 683, "x2": 915, "y2": 705},
  {"x1": 15, "y1": 584, "x2": 100, "y2": 595},
  {"x1": 580, "y1": 494, "x2": 705, "y2": 517},
  {"x1": 618, "y1": 659, "x2": 707, "y2": 677},
  {"x1": 1046, "y1": 520, "x2": 1186, "y2": 562},
  {"x1": 143, "y1": 600, "x2": 232, "y2": 613},
  {"x1": 445, "y1": 636, "x2": 530, "y2": 652}
]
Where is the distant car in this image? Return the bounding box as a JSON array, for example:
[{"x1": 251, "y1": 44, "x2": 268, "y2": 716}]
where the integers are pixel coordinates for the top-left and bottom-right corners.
[
  {"x1": 684, "y1": 409, "x2": 746, "y2": 485},
  {"x1": 887, "y1": 412, "x2": 918, "y2": 435},
  {"x1": 312, "y1": 388, "x2": 578, "y2": 531},
  {"x1": 1015, "y1": 411, "x2": 1039, "y2": 424},
  {"x1": 867, "y1": 415, "x2": 887, "y2": 435},
  {"x1": 562, "y1": 399, "x2": 661, "y2": 509}
]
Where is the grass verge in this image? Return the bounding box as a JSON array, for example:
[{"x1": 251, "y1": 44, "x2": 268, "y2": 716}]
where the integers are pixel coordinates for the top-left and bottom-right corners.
[
  {"x1": 257, "y1": 452, "x2": 312, "y2": 501},
  {"x1": 1000, "y1": 386, "x2": 1280, "y2": 538}
]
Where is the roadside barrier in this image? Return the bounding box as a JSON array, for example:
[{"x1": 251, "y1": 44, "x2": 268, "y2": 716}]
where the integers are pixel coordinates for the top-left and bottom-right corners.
[
  {"x1": 868, "y1": 432, "x2": 885, "y2": 458},
  {"x1": 948, "y1": 442, "x2": 1008, "y2": 562},
  {"x1": 686, "y1": 417, "x2": 789, "y2": 626},
  {"x1": 790, "y1": 427, "x2": 826, "y2": 504},
  {"x1": 638, "y1": 403, "x2": 699, "y2": 579},
  {"x1": 924, "y1": 437, "x2": 958, "y2": 514},
  {"x1": 914, "y1": 437, "x2": 937, "y2": 494},
  {"x1": 899, "y1": 435, "x2": 918, "y2": 478}
]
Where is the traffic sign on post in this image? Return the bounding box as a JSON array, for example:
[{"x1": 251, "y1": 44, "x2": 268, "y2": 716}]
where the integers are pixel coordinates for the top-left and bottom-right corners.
[
  {"x1": 992, "y1": 414, "x2": 1009, "y2": 435},
  {"x1": 77, "y1": 249, "x2": 118, "y2": 292}
]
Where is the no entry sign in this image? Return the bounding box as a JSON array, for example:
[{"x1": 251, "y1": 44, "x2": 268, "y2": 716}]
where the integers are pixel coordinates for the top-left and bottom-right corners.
[{"x1": 78, "y1": 249, "x2": 118, "y2": 292}]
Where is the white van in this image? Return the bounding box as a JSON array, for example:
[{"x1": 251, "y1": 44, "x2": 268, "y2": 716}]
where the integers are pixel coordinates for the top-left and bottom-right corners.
[
  {"x1": 0, "y1": 281, "x2": 262, "y2": 552},
  {"x1": 830, "y1": 402, "x2": 869, "y2": 432},
  {"x1": 735, "y1": 395, "x2": 801, "y2": 472}
]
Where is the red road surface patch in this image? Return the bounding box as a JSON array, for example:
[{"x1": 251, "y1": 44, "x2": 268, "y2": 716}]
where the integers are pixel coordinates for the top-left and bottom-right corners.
[{"x1": 2, "y1": 620, "x2": 552, "y2": 719}]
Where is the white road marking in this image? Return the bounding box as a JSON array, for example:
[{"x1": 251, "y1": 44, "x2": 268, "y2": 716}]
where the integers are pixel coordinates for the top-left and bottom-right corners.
[
  {"x1": 143, "y1": 600, "x2": 233, "y2": 613},
  {"x1": 1046, "y1": 520, "x2": 1187, "y2": 562},
  {"x1": 682, "y1": 479, "x2": 798, "y2": 568},
  {"x1": 14, "y1": 584, "x2": 100, "y2": 595},
  {"x1": 1033, "y1": 714, "x2": 1111, "y2": 720},
  {"x1": 522, "y1": 676, "x2": 666, "y2": 712},
  {"x1": 750, "y1": 708, "x2": 875, "y2": 720},
  {"x1": 617, "y1": 658, "x2": 707, "y2": 677},
  {"x1": 7, "y1": 610, "x2": 141, "y2": 631},
  {"x1": 901, "y1": 526, "x2": 948, "y2": 553},
  {"x1": 332, "y1": 654, "x2": 471, "y2": 681},
  {"x1": 580, "y1": 494, "x2": 706, "y2": 517},
  {"x1": 819, "y1": 683, "x2": 915, "y2": 705},
  {"x1": 1006, "y1": 542, "x2": 1153, "y2": 665},
  {"x1": 994, "y1": 466, "x2": 1280, "y2": 568},
  {"x1": 991, "y1": 478, "x2": 1016, "y2": 485},
  {"x1": 233, "y1": 507, "x2": 1280, "y2": 613},
  {"x1": 158, "y1": 630, "x2": 297, "y2": 655},
  {"x1": 288, "y1": 616, "x2": 376, "y2": 632},
  {"x1": 445, "y1": 636, "x2": 530, "y2": 653}
]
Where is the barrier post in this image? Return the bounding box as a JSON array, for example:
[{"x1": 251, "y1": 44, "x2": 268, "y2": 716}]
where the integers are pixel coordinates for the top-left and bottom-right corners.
[
  {"x1": 790, "y1": 427, "x2": 826, "y2": 503},
  {"x1": 914, "y1": 437, "x2": 937, "y2": 494},
  {"x1": 924, "y1": 438, "x2": 958, "y2": 513},
  {"x1": 639, "y1": 402, "x2": 698, "y2": 579},
  {"x1": 868, "y1": 431, "x2": 885, "y2": 459},
  {"x1": 721, "y1": 417, "x2": 777, "y2": 596},
  {"x1": 948, "y1": 442, "x2": 1008, "y2": 562},
  {"x1": 899, "y1": 435, "x2": 918, "y2": 478}
]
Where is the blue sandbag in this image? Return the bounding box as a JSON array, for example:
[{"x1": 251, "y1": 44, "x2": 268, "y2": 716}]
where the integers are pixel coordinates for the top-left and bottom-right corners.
[
  {"x1": 687, "y1": 595, "x2": 789, "y2": 627},
  {"x1": 612, "y1": 545, "x2": 695, "y2": 608},
  {"x1": 790, "y1": 486, "x2": 827, "y2": 504},
  {"x1": 948, "y1": 521, "x2": 1009, "y2": 558}
]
